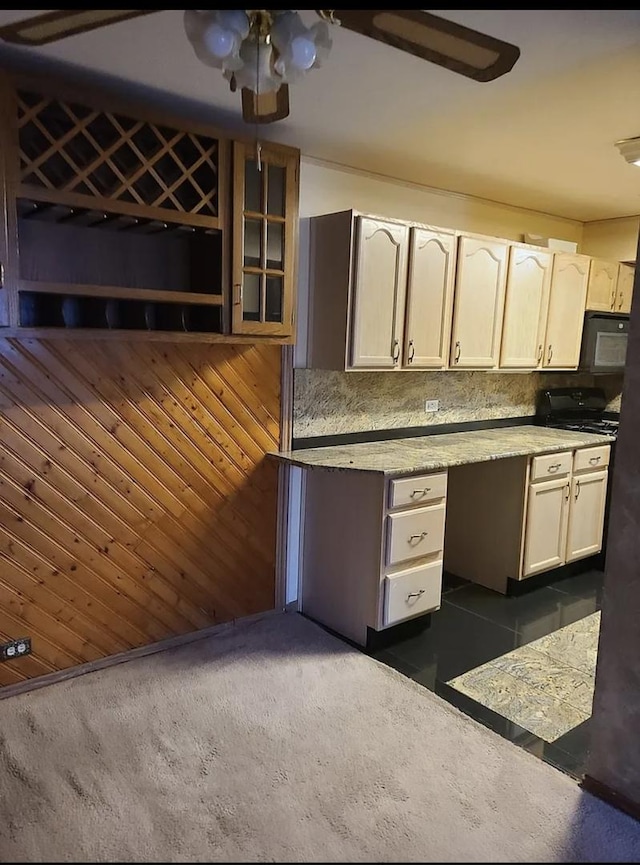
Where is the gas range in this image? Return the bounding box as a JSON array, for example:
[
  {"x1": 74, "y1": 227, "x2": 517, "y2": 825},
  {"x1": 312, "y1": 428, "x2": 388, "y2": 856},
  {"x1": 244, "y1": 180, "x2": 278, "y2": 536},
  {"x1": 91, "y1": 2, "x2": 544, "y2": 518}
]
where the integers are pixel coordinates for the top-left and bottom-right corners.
[{"x1": 536, "y1": 387, "x2": 619, "y2": 440}]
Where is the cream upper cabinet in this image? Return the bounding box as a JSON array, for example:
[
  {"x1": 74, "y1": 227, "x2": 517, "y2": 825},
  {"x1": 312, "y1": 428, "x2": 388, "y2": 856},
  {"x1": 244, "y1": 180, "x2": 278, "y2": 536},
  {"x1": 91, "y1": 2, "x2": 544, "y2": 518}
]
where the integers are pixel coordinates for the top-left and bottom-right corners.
[
  {"x1": 403, "y1": 227, "x2": 457, "y2": 369},
  {"x1": 566, "y1": 470, "x2": 608, "y2": 563},
  {"x1": 500, "y1": 244, "x2": 552, "y2": 369},
  {"x1": 349, "y1": 217, "x2": 409, "y2": 369},
  {"x1": 450, "y1": 234, "x2": 509, "y2": 368},
  {"x1": 616, "y1": 264, "x2": 635, "y2": 314},
  {"x1": 542, "y1": 252, "x2": 590, "y2": 369},
  {"x1": 586, "y1": 257, "x2": 620, "y2": 312},
  {"x1": 522, "y1": 476, "x2": 571, "y2": 578}
]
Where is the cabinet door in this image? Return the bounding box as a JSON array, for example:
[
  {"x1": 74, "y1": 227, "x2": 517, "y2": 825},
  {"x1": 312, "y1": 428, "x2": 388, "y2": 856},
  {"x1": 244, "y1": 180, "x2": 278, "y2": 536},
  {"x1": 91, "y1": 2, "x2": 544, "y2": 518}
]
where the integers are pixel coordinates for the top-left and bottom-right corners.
[
  {"x1": 403, "y1": 227, "x2": 456, "y2": 368},
  {"x1": 616, "y1": 264, "x2": 635, "y2": 314},
  {"x1": 232, "y1": 141, "x2": 299, "y2": 337},
  {"x1": 586, "y1": 258, "x2": 618, "y2": 312},
  {"x1": 450, "y1": 235, "x2": 508, "y2": 368},
  {"x1": 542, "y1": 252, "x2": 590, "y2": 369},
  {"x1": 522, "y1": 477, "x2": 570, "y2": 577},
  {"x1": 566, "y1": 470, "x2": 608, "y2": 563},
  {"x1": 500, "y1": 245, "x2": 552, "y2": 369},
  {"x1": 349, "y1": 217, "x2": 409, "y2": 369}
]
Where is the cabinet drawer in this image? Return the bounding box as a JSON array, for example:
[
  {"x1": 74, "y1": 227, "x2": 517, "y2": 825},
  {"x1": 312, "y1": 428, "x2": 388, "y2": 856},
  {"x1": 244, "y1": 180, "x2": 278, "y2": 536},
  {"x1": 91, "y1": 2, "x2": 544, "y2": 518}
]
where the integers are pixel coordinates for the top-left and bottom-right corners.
[
  {"x1": 388, "y1": 471, "x2": 448, "y2": 509},
  {"x1": 384, "y1": 560, "x2": 442, "y2": 626},
  {"x1": 386, "y1": 503, "x2": 446, "y2": 567},
  {"x1": 573, "y1": 445, "x2": 610, "y2": 473},
  {"x1": 530, "y1": 451, "x2": 573, "y2": 481}
]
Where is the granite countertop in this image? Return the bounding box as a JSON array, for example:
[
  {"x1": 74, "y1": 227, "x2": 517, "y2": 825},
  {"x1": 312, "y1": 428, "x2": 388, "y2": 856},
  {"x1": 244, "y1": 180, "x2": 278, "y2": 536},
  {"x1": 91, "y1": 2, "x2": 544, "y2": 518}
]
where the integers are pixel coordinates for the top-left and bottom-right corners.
[{"x1": 269, "y1": 425, "x2": 615, "y2": 477}]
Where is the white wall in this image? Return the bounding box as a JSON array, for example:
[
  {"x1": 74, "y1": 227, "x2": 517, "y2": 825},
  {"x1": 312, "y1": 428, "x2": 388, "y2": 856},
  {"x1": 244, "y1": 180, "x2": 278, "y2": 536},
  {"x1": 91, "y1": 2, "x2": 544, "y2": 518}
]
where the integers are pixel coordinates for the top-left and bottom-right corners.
[{"x1": 582, "y1": 216, "x2": 639, "y2": 263}]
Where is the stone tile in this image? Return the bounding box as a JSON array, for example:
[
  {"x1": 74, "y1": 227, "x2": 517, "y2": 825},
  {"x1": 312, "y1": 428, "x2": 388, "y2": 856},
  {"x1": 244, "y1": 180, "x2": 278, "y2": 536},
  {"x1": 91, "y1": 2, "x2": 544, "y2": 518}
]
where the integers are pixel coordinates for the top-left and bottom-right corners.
[
  {"x1": 491, "y1": 644, "x2": 595, "y2": 714},
  {"x1": 532, "y1": 613, "x2": 600, "y2": 675},
  {"x1": 448, "y1": 664, "x2": 590, "y2": 742}
]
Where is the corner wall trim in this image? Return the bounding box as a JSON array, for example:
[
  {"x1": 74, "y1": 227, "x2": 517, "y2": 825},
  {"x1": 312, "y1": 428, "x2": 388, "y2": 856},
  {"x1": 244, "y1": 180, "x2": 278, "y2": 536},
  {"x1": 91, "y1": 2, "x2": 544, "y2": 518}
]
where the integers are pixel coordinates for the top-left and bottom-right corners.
[{"x1": 581, "y1": 774, "x2": 640, "y2": 823}]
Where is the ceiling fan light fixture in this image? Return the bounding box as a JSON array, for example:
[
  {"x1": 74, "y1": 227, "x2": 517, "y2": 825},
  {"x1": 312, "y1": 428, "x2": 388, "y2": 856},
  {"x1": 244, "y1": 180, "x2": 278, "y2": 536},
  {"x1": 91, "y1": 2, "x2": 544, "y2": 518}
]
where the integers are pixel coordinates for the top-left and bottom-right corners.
[
  {"x1": 615, "y1": 137, "x2": 640, "y2": 167},
  {"x1": 184, "y1": 10, "x2": 333, "y2": 94}
]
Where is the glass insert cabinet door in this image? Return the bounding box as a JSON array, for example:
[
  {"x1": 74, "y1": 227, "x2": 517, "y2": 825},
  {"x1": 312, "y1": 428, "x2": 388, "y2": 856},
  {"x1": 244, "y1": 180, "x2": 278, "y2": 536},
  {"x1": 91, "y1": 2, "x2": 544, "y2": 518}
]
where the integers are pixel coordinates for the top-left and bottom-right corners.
[{"x1": 232, "y1": 140, "x2": 299, "y2": 337}]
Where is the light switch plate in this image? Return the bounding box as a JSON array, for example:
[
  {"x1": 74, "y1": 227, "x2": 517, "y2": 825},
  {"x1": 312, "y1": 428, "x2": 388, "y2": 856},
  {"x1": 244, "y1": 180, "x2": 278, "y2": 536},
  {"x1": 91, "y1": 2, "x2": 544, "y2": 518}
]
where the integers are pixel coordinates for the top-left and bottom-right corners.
[{"x1": 425, "y1": 400, "x2": 439, "y2": 413}]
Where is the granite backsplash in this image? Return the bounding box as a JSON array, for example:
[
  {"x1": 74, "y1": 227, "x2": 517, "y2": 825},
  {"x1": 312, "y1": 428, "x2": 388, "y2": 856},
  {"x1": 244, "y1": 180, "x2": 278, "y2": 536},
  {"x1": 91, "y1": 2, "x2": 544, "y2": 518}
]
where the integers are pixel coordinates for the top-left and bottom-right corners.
[{"x1": 293, "y1": 369, "x2": 624, "y2": 440}]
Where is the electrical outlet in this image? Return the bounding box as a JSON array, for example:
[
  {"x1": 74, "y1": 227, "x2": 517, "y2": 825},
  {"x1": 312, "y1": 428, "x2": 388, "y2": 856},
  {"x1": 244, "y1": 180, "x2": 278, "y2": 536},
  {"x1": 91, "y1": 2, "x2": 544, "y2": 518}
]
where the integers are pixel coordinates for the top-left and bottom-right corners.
[
  {"x1": 1, "y1": 637, "x2": 31, "y2": 662},
  {"x1": 425, "y1": 400, "x2": 439, "y2": 413}
]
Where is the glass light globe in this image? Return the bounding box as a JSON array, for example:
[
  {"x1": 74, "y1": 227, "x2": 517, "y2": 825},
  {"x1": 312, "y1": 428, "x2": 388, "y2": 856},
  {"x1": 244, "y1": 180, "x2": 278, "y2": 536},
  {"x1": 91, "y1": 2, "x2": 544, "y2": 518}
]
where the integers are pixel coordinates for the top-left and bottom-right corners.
[
  {"x1": 217, "y1": 10, "x2": 250, "y2": 39},
  {"x1": 202, "y1": 23, "x2": 236, "y2": 59},
  {"x1": 289, "y1": 35, "x2": 317, "y2": 70}
]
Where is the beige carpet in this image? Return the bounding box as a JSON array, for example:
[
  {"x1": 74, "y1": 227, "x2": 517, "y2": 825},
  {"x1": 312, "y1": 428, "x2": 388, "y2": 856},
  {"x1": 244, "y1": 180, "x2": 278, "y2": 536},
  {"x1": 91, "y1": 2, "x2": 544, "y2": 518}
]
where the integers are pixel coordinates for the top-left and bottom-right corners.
[{"x1": 0, "y1": 611, "x2": 638, "y2": 863}]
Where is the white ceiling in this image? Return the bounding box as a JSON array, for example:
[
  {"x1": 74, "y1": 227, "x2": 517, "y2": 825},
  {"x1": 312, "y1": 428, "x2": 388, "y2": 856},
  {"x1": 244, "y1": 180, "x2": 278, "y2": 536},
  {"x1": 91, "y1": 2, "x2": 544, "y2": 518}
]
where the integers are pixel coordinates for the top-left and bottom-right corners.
[{"x1": 1, "y1": 9, "x2": 640, "y2": 223}]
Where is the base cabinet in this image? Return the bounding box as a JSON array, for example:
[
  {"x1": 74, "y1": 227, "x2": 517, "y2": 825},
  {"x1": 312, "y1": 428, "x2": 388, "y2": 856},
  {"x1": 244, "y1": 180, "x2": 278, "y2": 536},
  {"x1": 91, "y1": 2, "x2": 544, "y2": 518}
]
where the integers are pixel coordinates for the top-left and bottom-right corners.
[
  {"x1": 566, "y1": 470, "x2": 608, "y2": 562},
  {"x1": 444, "y1": 444, "x2": 611, "y2": 593},
  {"x1": 522, "y1": 476, "x2": 570, "y2": 577},
  {"x1": 300, "y1": 468, "x2": 447, "y2": 646}
]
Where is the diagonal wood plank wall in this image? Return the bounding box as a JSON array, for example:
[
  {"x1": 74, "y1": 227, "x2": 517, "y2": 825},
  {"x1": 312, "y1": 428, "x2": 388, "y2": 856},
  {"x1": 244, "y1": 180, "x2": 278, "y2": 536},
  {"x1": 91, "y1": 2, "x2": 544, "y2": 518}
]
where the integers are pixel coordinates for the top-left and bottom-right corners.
[{"x1": 0, "y1": 337, "x2": 281, "y2": 686}]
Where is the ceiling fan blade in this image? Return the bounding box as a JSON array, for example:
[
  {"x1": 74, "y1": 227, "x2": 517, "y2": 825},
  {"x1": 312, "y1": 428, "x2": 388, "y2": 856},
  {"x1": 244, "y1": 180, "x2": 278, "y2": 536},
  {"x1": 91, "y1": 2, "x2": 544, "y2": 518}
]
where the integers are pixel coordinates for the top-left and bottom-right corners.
[
  {"x1": 0, "y1": 10, "x2": 157, "y2": 46},
  {"x1": 335, "y1": 10, "x2": 520, "y2": 82},
  {"x1": 241, "y1": 85, "x2": 290, "y2": 125}
]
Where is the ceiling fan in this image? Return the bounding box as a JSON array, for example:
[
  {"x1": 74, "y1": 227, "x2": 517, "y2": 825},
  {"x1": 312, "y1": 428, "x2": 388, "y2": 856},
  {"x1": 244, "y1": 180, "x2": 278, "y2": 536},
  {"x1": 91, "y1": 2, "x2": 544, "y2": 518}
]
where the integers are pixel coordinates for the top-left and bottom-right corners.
[{"x1": 0, "y1": 9, "x2": 521, "y2": 125}]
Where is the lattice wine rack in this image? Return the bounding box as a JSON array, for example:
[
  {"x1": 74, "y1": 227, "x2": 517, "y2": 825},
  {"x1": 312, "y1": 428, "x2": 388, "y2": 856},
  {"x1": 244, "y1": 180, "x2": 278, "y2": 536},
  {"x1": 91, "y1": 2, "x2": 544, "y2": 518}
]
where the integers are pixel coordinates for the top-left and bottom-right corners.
[{"x1": 17, "y1": 90, "x2": 220, "y2": 221}]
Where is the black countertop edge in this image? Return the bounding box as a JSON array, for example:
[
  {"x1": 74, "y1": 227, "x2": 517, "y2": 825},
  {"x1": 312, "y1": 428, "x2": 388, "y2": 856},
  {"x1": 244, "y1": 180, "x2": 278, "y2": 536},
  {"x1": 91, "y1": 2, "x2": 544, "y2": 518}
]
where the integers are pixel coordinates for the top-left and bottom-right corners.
[{"x1": 291, "y1": 415, "x2": 538, "y2": 451}]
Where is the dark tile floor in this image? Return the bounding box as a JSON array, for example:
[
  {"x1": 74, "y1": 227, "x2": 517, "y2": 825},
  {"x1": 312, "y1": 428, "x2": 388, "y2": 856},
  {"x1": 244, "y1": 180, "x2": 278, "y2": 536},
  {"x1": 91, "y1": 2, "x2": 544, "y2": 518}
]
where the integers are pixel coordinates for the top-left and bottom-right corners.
[{"x1": 368, "y1": 567, "x2": 604, "y2": 780}]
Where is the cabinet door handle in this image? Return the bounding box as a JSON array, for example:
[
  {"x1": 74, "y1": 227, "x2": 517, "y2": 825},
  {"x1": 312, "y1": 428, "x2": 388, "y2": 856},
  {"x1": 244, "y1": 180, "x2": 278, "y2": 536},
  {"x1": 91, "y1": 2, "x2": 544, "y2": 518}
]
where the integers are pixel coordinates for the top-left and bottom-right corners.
[
  {"x1": 547, "y1": 463, "x2": 562, "y2": 473},
  {"x1": 0, "y1": 262, "x2": 4, "y2": 289},
  {"x1": 618, "y1": 293, "x2": 624, "y2": 310},
  {"x1": 407, "y1": 340, "x2": 415, "y2": 363},
  {"x1": 233, "y1": 283, "x2": 243, "y2": 305},
  {"x1": 410, "y1": 487, "x2": 431, "y2": 498},
  {"x1": 611, "y1": 289, "x2": 616, "y2": 310},
  {"x1": 547, "y1": 344, "x2": 553, "y2": 364},
  {"x1": 409, "y1": 531, "x2": 428, "y2": 543},
  {"x1": 575, "y1": 480, "x2": 581, "y2": 500},
  {"x1": 589, "y1": 455, "x2": 601, "y2": 464},
  {"x1": 454, "y1": 341, "x2": 461, "y2": 363},
  {"x1": 537, "y1": 344, "x2": 543, "y2": 363},
  {"x1": 406, "y1": 589, "x2": 425, "y2": 601},
  {"x1": 565, "y1": 482, "x2": 570, "y2": 501},
  {"x1": 392, "y1": 339, "x2": 400, "y2": 364}
]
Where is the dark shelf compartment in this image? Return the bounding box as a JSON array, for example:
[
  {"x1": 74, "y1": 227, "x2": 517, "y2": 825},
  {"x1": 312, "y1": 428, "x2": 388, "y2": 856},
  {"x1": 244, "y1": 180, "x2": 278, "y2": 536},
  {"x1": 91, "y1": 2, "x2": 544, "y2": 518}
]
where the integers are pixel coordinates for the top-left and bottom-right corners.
[
  {"x1": 19, "y1": 292, "x2": 223, "y2": 334},
  {"x1": 17, "y1": 198, "x2": 223, "y2": 295}
]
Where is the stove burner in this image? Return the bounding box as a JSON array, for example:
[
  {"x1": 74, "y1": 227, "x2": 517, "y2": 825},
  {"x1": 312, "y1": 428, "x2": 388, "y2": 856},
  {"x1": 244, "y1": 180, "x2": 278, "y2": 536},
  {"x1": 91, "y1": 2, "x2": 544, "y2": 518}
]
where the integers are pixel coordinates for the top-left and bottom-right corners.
[{"x1": 548, "y1": 420, "x2": 619, "y2": 436}]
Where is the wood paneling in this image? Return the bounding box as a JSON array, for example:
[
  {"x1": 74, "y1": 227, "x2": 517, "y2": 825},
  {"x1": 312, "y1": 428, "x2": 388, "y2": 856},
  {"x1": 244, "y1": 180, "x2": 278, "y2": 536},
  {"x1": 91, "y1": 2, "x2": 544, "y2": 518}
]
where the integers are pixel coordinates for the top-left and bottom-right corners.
[{"x1": 0, "y1": 337, "x2": 280, "y2": 686}]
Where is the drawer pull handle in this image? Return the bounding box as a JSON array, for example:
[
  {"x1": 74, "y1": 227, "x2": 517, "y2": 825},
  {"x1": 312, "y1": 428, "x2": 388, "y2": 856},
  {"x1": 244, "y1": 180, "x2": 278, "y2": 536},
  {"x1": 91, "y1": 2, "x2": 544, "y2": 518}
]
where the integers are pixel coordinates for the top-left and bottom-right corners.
[
  {"x1": 409, "y1": 531, "x2": 428, "y2": 544},
  {"x1": 547, "y1": 463, "x2": 562, "y2": 472},
  {"x1": 410, "y1": 487, "x2": 432, "y2": 498},
  {"x1": 406, "y1": 589, "x2": 425, "y2": 601},
  {"x1": 589, "y1": 456, "x2": 601, "y2": 464}
]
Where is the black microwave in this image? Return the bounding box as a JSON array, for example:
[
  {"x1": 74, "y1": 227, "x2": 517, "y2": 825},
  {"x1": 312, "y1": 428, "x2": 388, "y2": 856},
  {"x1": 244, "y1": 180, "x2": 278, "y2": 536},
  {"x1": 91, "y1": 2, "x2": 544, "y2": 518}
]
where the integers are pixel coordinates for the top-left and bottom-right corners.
[{"x1": 579, "y1": 312, "x2": 629, "y2": 374}]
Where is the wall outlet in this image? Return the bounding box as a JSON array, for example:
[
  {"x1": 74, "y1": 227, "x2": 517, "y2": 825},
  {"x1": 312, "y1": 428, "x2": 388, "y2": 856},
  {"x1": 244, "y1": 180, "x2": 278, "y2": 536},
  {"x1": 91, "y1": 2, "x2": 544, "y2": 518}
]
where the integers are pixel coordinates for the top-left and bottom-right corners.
[
  {"x1": 425, "y1": 400, "x2": 439, "y2": 413},
  {"x1": 1, "y1": 637, "x2": 31, "y2": 661}
]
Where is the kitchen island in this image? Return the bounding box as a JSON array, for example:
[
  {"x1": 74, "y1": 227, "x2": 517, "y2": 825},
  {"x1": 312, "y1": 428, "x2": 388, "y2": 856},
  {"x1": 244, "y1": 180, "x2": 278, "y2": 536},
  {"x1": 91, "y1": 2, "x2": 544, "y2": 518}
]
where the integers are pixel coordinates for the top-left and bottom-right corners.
[{"x1": 270, "y1": 425, "x2": 614, "y2": 646}]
